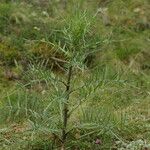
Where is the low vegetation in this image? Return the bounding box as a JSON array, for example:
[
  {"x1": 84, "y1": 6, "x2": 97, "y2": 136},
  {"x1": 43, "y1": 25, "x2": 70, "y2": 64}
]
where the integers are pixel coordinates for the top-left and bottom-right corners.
[{"x1": 0, "y1": 0, "x2": 149, "y2": 149}]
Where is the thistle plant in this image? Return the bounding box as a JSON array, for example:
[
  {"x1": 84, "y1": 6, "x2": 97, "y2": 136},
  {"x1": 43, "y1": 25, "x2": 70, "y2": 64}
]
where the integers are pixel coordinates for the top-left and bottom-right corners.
[{"x1": 53, "y1": 11, "x2": 99, "y2": 149}]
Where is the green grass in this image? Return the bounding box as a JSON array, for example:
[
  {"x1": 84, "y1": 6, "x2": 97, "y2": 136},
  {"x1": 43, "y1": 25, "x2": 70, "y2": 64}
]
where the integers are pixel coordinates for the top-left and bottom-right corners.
[{"x1": 0, "y1": 0, "x2": 150, "y2": 149}]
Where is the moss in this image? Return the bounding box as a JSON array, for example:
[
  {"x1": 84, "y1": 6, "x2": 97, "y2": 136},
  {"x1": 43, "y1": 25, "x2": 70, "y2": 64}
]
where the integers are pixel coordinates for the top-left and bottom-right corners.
[{"x1": 0, "y1": 42, "x2": 21, "y2": 65}]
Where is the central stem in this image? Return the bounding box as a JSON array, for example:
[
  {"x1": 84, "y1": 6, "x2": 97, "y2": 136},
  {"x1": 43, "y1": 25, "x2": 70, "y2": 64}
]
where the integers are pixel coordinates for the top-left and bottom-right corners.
[{"x1": 61, "y1": 66, "x2": 73, "y2": 150}]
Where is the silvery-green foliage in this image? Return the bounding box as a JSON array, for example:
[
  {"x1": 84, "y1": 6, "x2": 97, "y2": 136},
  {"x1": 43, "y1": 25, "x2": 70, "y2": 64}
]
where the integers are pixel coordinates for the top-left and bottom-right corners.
[{"x1": 116, "y1": 139, "x2": 150, "y2": 150}]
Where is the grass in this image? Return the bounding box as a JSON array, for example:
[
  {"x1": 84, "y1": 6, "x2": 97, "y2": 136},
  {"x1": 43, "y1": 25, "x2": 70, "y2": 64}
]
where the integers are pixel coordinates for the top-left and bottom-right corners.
[
  {"x1": 0, "y1": 0, "x2": 150, "y2": 149},
  {"x1": 0, "y1": 63, "x2": 149, "y2": 149}
]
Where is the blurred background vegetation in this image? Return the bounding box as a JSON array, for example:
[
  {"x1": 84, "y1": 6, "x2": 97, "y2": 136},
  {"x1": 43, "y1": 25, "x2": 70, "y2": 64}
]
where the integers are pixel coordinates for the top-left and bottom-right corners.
[{"x1": 0, "y1": 0, "x2": 150, "y2": 149}]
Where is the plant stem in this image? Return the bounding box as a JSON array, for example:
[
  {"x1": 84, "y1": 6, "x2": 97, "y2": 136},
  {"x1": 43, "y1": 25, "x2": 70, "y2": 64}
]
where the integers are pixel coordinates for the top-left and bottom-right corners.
[{"x1": 61, "y1": 66, "x2": 73, "y2": 150}]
